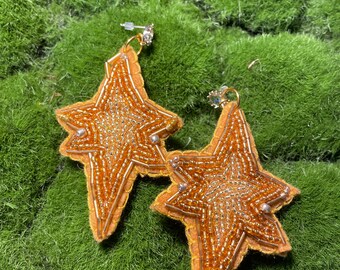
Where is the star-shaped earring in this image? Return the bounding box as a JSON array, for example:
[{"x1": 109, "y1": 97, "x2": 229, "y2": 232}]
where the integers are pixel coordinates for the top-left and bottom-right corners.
[
  {"x1": 152, "y1": 87, "x2": 300, "y2": 270},
  {"x1": 56, "y1": 38, "x2": 183, "y2": 242}
]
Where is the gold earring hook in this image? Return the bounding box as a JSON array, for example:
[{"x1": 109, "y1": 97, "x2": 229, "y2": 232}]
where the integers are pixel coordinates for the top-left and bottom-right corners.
[
  {"x1": 220, "y1": 87, "x2": 240, "y2": 107},
  {"x1": 124, "y1": 33, "x2": 144, "y2": 55},
  {"x1": 121, "y1": 23, "x2": 154, "y2": 55}
]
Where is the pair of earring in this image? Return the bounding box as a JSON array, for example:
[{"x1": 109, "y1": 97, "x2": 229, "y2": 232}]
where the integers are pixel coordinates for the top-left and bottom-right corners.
[{"x1": 56, "y1": 23, "x2": 299, "y2": 270}]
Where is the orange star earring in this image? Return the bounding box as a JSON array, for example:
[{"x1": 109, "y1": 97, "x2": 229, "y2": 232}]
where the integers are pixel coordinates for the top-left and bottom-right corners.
[
  {"x1": 152, "y1": 86, "x2": 300, "y2": 270},
  {"x1": 56, "y1": 23, "x2": 183, "y2": 242}
]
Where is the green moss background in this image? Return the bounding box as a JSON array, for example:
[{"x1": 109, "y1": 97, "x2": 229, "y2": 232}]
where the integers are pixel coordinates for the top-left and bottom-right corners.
[{"x1": 0, "y1": 0, "x2": 339, "y2": 269}]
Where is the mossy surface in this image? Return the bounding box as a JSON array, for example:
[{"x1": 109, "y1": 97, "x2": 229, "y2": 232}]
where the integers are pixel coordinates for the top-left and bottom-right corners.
[
  {"x1": 303, "y1": 0, "x2": 339, "y2": 41},
  {"x1": 216, "y1": 33, "x2": 339, "y2": 161},
  {"x1": 200, "y1": 0, "x2": 306, "y2": 34},
  {"x1": 0, "y1": 0, "x2": 339, "y2": 269},
  {"x1": 0, "y1": 1, "x2": 47, "y2": 77}
]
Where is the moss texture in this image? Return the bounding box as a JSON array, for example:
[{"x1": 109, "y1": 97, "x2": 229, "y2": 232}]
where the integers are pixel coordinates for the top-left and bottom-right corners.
[
  {"x1": 0, "y1": 1, "x2": 47, "y2": 77},
  {"x1": 199, "y1": 0, "x2": 306, "y2": 34},
  {"x1": 0, "y1": 0, "x2": 339, "y2": 269},
  {"x1": 303, "y1": 0, "x2": 339, "y2": 41}
]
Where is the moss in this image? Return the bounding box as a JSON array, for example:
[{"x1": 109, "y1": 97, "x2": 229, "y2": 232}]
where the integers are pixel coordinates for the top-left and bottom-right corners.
[
  {"x1": 0, "y1": 0, "x2": 119, "y2": 78},
  {"x1": 197, "y1": 0, "x2": 306, "y2": 34},
  {"x1": 303, "y1": 0, "x2": 340, "y2": 49},
  {"x1": 216, "y1": 33, "x2": 339, "y2": 161},
  {"x1": 0, "y1": 1, "x2": 48, "y2": 77},
  {"x1": 197, "y1": 0, "x2": 340, "y2": 51},
  {"x1": 0, "y1": 72, "x2": 61, "y2": 234},
  {"x1": 47, "y1": 0, "x2": 117, "y2": 18}
]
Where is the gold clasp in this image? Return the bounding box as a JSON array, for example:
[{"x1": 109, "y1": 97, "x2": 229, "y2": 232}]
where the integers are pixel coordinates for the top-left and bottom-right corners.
[{"x1": 121, "y1": 22, "x2": 154, "y2": 55}]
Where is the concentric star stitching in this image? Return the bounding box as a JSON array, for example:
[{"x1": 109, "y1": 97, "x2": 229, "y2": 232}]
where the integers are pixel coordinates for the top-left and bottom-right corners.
[
  {"x1": 152, "y1": 101, "x2": 299, "y2": 270},
  {"x1": 56, "y1": 45, "x2": 182, "y2": 242}
]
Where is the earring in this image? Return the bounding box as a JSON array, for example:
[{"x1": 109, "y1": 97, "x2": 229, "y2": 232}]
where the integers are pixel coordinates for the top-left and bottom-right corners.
[
  {"x1": 56, "y1": 23, "x2": 183, "y2": 242},
  {"x1": 152, "y1": 87, "x2": 300, "y2": 270}
]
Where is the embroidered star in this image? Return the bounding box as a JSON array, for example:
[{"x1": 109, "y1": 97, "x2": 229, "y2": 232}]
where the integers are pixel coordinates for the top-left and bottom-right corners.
[
  {"x1": 56, "y1": 45, "x2": 183, "y2": 242},
  {"x1": 152, "y1": 101, "x2": 299, "y2": 270}
]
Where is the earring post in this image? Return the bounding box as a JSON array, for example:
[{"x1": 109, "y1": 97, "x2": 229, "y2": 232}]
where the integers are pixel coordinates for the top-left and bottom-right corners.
[{"x1": 120, "y1": 22, "x2": 146, "y2": 31}]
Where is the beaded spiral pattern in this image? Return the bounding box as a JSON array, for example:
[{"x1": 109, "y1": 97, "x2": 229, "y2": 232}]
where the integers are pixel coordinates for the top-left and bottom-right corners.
[
  {"x1": 152, "y1": 101, "x2": 299, "y2": 270},
  {"x1": 56, "y1": 45, "x2": 182, "y2": 242}
]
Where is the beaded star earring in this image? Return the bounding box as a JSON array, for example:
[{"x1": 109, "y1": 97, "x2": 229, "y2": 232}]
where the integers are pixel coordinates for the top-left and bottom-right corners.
[
  {"x1": 56, "y1": 23, "x2": 183, "y2": 242},
  {"x1": 152, "y1": 87, "x2": 300, "y2": 270}
]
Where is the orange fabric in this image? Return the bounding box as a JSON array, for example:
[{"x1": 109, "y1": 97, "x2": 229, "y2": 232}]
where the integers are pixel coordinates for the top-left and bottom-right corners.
[
  {"x1": 152, "y1": 101, "x2": 300, "y2": 270},
  {"x1": 56, "y1": 45, "x2": 183, "y2": 242}
]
